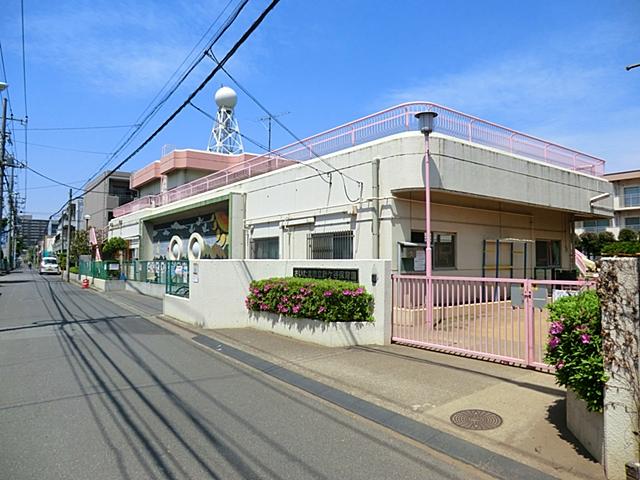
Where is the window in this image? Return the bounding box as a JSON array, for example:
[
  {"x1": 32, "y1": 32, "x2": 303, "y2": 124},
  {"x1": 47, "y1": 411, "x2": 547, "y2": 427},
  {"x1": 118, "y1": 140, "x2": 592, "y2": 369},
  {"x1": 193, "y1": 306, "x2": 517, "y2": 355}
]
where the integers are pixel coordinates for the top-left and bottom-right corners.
[
  {"x1": 409, "y1": 230, "x2": 456, "y2": 269},
  {"x1": 624, "y1": 186, "x2": 640, "y2": 207},
  {"x1": 625, "y1": 217, "x2": 640, "y2": 231},
  {"x1": 536, "y1": 240, "x2": 561, "y2": 268},
  {"x1": 308, "y1": 231, "x2": 353, "y2": 259},
  {"x1": 582, "y1": 219, "x2": 610, "y2": 233},
  {"x1": 433, "y1": 233, "x2": 456, "y2": 269},
  {"x1": 251, "y1": 237, "x2": 279, "y2": 259}
]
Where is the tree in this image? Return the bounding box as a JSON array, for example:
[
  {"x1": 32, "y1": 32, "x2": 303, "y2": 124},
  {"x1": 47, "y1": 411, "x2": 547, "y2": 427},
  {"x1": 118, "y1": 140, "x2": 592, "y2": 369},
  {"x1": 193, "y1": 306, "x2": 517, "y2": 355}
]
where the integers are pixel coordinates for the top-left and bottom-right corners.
[
  {"x1": 578, "y1": 232, "x2": 600, "y2": 257},
  {"x1": 70, "y1": 230, "x2": 91, "y2": 266},
  {"x1": 598, "y1": 231, "x2": 616, "y2": 247},
  {"x1": 618, "y1": 228, "x2": 638, "y2": 242},
  {"x1": 101, "y1": 236, "x2": 127, "y2": 260}
]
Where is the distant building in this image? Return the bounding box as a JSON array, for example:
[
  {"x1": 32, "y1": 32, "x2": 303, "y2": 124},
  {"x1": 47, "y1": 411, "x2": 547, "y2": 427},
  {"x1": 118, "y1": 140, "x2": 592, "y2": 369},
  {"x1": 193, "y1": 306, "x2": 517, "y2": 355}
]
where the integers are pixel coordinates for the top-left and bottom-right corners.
[
  {"x1": 18, "y1": 215, "x2": 49, "y2": 247},
  {"x1": 83, "y1": 171, "x2": 135, "y2": 230},
  {"x1": 52, "y1": 198, "x2": 84, "y2": 253},
  {"x1": 575, "y1": 169, "x2": 640, "y2": 237}
]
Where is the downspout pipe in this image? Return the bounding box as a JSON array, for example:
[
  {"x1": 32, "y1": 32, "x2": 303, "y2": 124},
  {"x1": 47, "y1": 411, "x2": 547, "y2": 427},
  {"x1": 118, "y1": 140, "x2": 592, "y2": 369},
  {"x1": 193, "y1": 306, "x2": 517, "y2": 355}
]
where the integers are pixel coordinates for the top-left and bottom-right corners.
[{"x1": 372, "y1": 157, "x2": 380, "y2": 259}]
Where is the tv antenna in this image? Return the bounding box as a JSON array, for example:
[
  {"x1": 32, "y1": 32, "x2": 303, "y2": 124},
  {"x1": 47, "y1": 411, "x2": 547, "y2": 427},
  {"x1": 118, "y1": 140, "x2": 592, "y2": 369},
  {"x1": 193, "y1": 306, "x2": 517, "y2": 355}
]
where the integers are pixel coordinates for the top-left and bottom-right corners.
[{"x1": 257, "y1": 111, "x2": 290, "y2": 153}]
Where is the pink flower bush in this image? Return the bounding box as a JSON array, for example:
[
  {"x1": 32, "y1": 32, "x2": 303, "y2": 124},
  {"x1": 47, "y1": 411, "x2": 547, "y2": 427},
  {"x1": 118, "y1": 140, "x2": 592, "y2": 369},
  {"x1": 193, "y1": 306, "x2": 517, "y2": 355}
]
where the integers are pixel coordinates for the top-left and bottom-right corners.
[
  {"x1": 548, "y1": 336, "x2": 560, "y2": 349},
  {"x1": 580, "y1": 333, "x2": 591, "y2": 344},
  {"x1": 549, "y1": 321, "x2": 564, "y2": 335}
]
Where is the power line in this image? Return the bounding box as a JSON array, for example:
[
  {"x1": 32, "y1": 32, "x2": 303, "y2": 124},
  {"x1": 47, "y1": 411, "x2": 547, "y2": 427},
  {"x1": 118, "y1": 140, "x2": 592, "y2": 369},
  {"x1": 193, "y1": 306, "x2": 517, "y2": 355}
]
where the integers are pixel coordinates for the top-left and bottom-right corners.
[
  {"x1": 14, "y1": 139, "x2": 111, "y2": 155},
  {"x1": 47, "y1": 0, "x2": 281, "y2": 221},
  {"x1": 84, "y1": 0, "x2": 249, "y2": 184},
  {"x1": 208, "y1": 55, "x2": 363, "y2": 202},
  {"x1": 28, "y1": 124, "x2": 142, "y2": 131},
  {"x1": 20, "y1": 0, "x2": 29, "y2": 206}
]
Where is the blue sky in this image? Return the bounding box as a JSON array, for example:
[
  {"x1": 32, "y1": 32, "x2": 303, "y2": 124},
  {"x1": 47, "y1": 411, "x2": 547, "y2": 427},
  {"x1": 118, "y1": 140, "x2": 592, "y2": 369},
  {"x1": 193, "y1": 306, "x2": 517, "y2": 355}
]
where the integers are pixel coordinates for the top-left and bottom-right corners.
[{"x1": 1, "y1": 0, "x2": 639, "y2": 218}]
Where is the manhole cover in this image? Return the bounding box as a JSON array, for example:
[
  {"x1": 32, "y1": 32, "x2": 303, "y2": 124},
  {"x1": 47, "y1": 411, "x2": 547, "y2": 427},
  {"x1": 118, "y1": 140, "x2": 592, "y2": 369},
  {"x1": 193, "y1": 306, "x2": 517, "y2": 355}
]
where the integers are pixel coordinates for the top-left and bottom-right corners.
[{"x1": 450, "y1": 409, "x2": 503, "y2": 430}]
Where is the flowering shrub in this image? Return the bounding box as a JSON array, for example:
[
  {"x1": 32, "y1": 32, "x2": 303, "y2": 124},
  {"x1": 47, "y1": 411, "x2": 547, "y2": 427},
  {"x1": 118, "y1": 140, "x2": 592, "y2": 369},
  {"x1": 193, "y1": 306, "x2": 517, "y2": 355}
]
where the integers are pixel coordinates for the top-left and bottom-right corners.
[
  {"x1": 544, "y1": 290, "x2": 606, "y2": 412},
  {"x1": 245, "y1": 277, "x2": 374, "y2": 322}
]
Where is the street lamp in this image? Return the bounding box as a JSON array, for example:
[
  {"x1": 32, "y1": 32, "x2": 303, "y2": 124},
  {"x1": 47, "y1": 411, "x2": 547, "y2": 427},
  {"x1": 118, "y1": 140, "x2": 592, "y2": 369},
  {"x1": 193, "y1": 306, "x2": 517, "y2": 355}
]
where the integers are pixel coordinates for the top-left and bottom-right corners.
[
  {"x1": 84, "y1": 214, "x2": 91, "y2": 230},
  {"x1": 415, "y1": 110, "x2": 438, "y2": 328}
]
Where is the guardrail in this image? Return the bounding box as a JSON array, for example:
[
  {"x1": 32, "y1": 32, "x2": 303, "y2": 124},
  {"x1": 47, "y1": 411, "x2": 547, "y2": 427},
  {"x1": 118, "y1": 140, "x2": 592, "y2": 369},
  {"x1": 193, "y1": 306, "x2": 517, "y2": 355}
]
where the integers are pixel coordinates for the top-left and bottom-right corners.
[{"x1": 114, "y1": 102, "x2": 606, "y2": 218}]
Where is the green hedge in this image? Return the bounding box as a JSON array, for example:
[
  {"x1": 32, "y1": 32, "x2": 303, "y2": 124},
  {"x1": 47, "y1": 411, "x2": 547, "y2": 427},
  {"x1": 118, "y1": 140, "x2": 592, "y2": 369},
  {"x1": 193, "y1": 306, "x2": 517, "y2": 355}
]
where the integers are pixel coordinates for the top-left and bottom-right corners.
[
  {"x1": 69, "y1": 266, "x2": 79, "y2": 274},
  {"x1": 245, "y1": 277, "x2": 374, "y2": 322},
  {"x1": 600, "y1": 241, "x2": 640, "y2": 256},
  {"x1": 544, "y1": 290, "x2": 606, "y2": 411}
]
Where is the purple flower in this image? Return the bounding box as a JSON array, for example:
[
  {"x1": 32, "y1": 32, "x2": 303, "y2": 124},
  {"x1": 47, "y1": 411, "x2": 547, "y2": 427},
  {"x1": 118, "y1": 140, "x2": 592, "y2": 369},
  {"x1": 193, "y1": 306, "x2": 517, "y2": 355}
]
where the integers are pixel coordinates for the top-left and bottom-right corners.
[
  {"x1": 343, "y1": 290, "x2": 352, "y2": 296},
  {"x1": 323, "y1": 291, "x2": 333, "y2": 297},
  {"x1": 549, "y1": 321, "x2": 564, "y2": 335},
  {"x1": 252, "y1": 288, "x2": 260, "y2": 294},
  {"x1": 354, "y1": 287, "x2": 364, "y2": 296},
  {"x1": 260, "y1": 303, "x2": 269, "y2": 311},
  {"x1": 264, "y1": 284, "x2": 271, "y2": 292},
  {"x1": 292, "y1": 304, "x2": 301, "y2": 314},
  {"x1": 281, "y1": 296, "x2": 289, "y2": 303},
  {"x1": 318, "y1": 306, "x2": 326, "y2": 314},
  {"x1": 556, "y1": 360, "x2": 565, "y2": 370},
  {"x1": 580, "y1": 333, "x2": 591, "y2": 344},
  {"x1": 548, "y1": 336, "x2": 560, "y2": 349}
]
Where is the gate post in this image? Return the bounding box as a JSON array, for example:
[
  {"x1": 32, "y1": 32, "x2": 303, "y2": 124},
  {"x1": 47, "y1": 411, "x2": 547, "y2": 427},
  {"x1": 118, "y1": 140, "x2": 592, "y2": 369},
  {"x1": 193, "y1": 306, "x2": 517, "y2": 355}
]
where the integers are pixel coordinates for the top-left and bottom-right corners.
[{"x1": 523, "y1": 279, "x2": 535, "y2": 366}]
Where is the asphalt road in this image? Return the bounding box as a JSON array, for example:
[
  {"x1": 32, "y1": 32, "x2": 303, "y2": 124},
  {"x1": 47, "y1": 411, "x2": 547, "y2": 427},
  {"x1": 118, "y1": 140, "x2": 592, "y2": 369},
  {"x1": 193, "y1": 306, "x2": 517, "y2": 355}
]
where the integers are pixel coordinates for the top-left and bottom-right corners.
[{"x1": 0, "y1": 271, "x2": 488, "y2": 480}]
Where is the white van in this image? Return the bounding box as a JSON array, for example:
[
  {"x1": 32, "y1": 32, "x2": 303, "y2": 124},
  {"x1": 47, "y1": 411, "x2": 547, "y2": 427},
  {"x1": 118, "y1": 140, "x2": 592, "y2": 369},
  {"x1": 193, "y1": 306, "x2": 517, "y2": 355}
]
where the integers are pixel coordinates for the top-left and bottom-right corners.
[{"x1": 39, "y1": 257, "x2": 60, "y2": 275}]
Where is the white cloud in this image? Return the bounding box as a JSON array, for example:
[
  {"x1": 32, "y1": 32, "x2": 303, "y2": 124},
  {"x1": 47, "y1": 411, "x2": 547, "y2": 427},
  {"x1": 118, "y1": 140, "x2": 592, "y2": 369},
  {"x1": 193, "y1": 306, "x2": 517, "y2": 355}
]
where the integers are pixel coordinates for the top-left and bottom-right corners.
[{"x1": 380, "y1": 21, "x2": 640, "y2": 173}]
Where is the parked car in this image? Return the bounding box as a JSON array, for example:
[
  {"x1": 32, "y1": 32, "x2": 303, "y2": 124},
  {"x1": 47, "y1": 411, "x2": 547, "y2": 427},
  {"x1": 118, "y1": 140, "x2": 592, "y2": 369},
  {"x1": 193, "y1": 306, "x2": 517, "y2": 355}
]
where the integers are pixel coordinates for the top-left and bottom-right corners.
[{"x1": 39, "y1": 257, "x2": 60, "y2": 275}]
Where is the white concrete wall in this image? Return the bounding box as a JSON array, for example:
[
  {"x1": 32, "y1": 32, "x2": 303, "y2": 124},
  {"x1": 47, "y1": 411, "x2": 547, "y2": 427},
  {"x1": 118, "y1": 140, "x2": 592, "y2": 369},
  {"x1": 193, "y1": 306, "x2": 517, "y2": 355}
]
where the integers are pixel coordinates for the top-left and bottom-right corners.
[
  {"x1": 163, "y1": 259, "x2": 392, "y2": 345},
  {"x1": 566, "y1": 389, "x2": 603, "y2": 463},
  {"x1": 114, "y1": 132, "x2": 612, "y2": 271},
  {"x1": 125, "y1": 280, "x2": 165, "y2": 299}
]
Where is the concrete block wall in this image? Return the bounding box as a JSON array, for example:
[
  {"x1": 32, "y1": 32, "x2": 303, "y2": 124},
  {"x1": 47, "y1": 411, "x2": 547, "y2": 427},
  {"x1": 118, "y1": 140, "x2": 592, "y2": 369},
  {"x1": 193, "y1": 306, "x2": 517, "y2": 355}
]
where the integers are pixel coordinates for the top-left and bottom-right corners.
[{"x1": 163, "y1": 259, "x2": 392, "y2": 345}]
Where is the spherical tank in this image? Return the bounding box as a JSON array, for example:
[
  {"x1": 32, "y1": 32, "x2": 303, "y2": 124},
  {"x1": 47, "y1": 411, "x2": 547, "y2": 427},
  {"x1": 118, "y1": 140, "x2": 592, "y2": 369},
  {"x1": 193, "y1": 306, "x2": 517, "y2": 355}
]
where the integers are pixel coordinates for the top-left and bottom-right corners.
[{"x1": 214, "y1": 86, "x2": 238, "y2": 109}]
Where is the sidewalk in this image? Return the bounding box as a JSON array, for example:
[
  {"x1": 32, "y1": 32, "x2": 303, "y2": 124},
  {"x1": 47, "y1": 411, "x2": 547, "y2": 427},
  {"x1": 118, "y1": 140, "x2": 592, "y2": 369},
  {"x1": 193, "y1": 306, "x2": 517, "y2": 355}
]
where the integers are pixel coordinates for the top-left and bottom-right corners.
[{"x1": 104, "y1": 288, "x2": 603, "y2": 480}]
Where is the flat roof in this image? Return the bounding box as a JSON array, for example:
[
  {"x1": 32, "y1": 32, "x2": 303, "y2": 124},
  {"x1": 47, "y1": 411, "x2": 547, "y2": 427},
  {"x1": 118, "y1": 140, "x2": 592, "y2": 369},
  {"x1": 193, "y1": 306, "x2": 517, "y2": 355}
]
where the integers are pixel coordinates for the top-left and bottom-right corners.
[{"x1": 603, "y1": 169, "x2": 640, "y2": 182}]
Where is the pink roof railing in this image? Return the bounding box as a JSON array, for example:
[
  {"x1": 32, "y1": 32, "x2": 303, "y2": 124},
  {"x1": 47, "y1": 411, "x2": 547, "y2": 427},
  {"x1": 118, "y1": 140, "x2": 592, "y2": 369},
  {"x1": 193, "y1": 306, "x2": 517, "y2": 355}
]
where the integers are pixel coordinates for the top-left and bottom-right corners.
[{"x1": 113, "y1": 102, "x2": 606, "y2": 218}]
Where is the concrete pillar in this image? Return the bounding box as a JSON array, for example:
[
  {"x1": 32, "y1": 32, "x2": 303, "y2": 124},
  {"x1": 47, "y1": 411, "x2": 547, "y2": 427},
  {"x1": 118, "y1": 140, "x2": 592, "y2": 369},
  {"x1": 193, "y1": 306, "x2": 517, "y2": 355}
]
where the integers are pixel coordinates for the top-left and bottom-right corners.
[{"x1": 598, "y1": 257, "x2": 640, "y2": 480}]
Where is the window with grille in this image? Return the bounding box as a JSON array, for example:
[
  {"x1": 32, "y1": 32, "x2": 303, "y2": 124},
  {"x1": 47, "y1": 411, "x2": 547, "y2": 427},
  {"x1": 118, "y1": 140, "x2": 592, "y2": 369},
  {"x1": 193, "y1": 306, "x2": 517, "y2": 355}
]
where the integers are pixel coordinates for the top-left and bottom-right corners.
[
  {"x1": 624, "y1": 186, "x2": 640, "y2": 207},
  {"x1": 582, "y1": 219, "x2": 610, "y2": 233},
  {"x1": 251, "y1": 237, "x2": 279, "y2": 259},
  {"x1": 625, "y1": 217, "x2": 640, "y2": 231},
  {"x1": 308, "y1": 231, "x2": 353, "y2": 259}
]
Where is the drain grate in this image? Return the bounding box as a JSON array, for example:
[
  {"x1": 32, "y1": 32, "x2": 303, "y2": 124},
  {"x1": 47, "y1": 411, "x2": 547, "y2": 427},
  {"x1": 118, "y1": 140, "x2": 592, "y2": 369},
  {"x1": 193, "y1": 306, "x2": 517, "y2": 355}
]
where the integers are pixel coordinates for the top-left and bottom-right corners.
[{"x1": 450, "y1": 409, "x2": 503, "y2": 430}]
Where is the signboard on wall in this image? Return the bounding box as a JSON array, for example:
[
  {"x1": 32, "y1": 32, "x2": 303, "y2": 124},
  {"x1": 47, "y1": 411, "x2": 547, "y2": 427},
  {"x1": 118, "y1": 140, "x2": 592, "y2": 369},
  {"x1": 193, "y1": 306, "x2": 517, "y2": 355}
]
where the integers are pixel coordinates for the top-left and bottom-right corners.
[{"x1": 293, "y1": 267, "x2": 359, "y2": 283}]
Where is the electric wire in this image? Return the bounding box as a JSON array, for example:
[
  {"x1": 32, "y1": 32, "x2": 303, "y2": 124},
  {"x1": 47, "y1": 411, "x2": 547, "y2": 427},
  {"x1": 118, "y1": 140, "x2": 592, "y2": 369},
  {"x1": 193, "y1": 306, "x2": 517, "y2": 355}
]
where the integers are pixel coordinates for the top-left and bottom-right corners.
[
  {"x1": 28, "y1": 124, "x2": 142, "y2": 131},
  {"x1": 20, "y1": 0, "x2": 29, "y2": 204},
  {"x1": 14, "y1": 140, "x2": 111, "y2": 155},
  {"x1": 84, "y1": 0, "x2": 249, "y2": 184},
  {"x1": 208, "y1": 54, "x2": 363, "y2": 201},
  {"x1": 46, "y1": 0, "x2": 281, "y2": 220}
]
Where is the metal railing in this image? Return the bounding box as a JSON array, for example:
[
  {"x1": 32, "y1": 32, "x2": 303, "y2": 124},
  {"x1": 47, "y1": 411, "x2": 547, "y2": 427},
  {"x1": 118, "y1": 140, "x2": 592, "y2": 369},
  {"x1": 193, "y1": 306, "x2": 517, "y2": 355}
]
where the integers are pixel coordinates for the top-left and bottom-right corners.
[
  {"x1": 166, "y1": 260, "x2": 189, "y2": 297},
  {"x1": 122, "y1": 260, "x2": 167, "y2": 284},
  {"x1": 79, "y1": 260, "x2": 121, "y2": 280},
  {"x1": 114, "y1": 102, "x2": 606, "y2": 218},
  {"x1": 392, "y1": 274, "x2": 594, "y2": 370}
]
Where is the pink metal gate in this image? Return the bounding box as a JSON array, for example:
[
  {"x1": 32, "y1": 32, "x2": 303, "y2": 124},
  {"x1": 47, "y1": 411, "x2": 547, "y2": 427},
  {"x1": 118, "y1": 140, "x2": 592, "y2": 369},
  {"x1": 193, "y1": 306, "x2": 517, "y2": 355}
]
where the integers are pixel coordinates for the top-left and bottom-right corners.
[{"x1": 391, "y1": 275, "x2": 594, "y2": 371}]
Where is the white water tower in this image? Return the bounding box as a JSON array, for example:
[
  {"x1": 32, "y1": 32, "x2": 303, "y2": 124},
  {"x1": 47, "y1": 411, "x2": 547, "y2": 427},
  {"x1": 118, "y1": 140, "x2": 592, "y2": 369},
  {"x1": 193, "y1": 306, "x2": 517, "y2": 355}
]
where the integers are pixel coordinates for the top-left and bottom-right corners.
[{"x1": 207, "y1": 86, "x2": 244, "y2": 154}]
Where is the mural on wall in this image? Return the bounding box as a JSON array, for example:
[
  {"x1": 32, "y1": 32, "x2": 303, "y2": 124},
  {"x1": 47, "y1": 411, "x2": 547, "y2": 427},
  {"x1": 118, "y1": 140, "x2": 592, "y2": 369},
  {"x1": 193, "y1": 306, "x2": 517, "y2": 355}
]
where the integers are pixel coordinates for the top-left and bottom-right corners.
[{"x1": 151, "y1": 205, "x2": 229, "y2": 259}]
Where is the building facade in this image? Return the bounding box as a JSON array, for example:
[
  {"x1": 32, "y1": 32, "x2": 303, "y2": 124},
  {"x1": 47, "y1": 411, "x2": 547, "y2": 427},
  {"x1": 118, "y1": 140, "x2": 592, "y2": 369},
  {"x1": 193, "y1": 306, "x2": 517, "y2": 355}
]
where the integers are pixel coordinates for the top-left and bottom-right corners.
[
  {"x1": 109, "y1": 102, "x2": 612, "y2": 280},
  {"x1": 18, "y1": 215, "x2": 49, "y2": 247},
  {"x1": 575, "y1": 169, "x2": 640, "y2": 237},
  {"x1": 83, "y1": 171, "x2": 135, "y2": 230}
]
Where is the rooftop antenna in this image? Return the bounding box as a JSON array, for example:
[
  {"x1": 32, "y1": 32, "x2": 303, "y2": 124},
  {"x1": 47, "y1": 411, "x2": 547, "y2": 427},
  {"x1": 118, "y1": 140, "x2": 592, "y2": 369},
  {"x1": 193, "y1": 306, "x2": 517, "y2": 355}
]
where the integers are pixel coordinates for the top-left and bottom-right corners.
[
  {"x1": 257, "y1": 111, "x2": 289, "y2": 152},
  {"x1": 207, "y1": 86, "x2": 244, "y2": 154}
]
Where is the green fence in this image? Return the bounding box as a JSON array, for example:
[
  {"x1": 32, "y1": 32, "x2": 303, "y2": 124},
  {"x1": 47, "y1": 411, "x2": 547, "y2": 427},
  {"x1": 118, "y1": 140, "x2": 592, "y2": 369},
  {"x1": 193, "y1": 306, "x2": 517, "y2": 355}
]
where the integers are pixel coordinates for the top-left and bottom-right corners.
[
  {"x1": 166, "y1": 260, "x2": 189, "y2": 298},
  {"x1": 78, "y1": 260, "x2": 121, "y2": 280},
  {"x1": 122, "y1": 260, "x2": 167, "y2": 284}
]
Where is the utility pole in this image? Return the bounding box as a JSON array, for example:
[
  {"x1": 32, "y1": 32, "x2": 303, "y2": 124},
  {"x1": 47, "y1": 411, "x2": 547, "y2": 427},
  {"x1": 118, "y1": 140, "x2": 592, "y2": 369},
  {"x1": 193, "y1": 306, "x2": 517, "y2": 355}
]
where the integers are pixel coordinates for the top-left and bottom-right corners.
[
  {"x1": 0, "y1": 96, "x2": 7, "y2": 270},
  {"x1": 65, "y1": 189, "x2": 72, "y2": 282},
  {"x1": 7, "y1": 164, "x2": 14, "y2": 269}
]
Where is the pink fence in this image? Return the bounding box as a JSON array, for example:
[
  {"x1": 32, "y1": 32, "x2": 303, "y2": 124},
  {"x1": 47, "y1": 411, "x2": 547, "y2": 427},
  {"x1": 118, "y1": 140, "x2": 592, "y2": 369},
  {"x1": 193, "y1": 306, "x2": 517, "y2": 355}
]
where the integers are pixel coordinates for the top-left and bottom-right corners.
[
  {"x1": 114, "y1": 102, "x2": 606, "y2": 218},
  {"x1": 392, "y1": 275, "x2": 594, "y2": 370}
]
